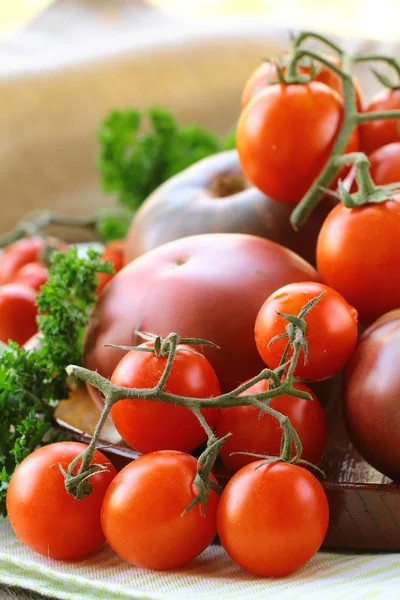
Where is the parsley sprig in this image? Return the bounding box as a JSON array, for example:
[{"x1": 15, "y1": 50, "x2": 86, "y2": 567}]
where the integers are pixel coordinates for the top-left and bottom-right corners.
[{"x1": 0, "y1": 248, "x2": 112, "y2": 516}]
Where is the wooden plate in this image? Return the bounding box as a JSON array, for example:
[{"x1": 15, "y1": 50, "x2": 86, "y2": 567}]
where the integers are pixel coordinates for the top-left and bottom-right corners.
[{"x1": 56, "y1": 378, "x2": 400, "y2": 552}]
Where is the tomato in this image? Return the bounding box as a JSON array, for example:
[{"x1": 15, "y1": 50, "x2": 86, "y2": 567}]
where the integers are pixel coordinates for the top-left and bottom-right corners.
[
  {"x1": 12, "y1": 261, "x2": 48, "y2": 291},
  {"x1": 0, "y1": 284, "x2": 38, "y2": 345},
  {"x1": 317, "y1": 196, "x2": 400, "y2": 324},
  {"x1": 344, "y1": 314, "x2": 400, "y2": 480},
  {"x1": 6, "y1": 442, "x2": 117, "y2": 560},
  {"x1": 110, "y1": 342, "x2": 220, "y2": 454},
  {"x1": 0, "y1": 236, "x2": 66, "y2": 285},
  {"x1": 237, "y1": 83, "x2": 346, "y2": 204},
  {"x1": 351, "y1": 143, "x2": 400, "y2": 193},
  {"x1": 360, "y1": 88, "x2": 400, "y2": 154},
  {"x1": 96, "y1": 239, "x2": 125, "y2": 296},
  {"x1": 241, "y1": 56, "x2": 363, "y2": 111},
  {"x1": 101, "y1": 451, "x2": 219, "y2": 569},
  {"x1": 216, "y1": 380, "x2": 326, "y2": 472},
  {"x1": 217, "y1": 461, "x2": 329, "y2": 576},
  {"x1": 255, "y1": 282, "x2": 358, "y2": 381},
  {"x1": 84, "y1": 233, "x2": 318, "y2": 406}
]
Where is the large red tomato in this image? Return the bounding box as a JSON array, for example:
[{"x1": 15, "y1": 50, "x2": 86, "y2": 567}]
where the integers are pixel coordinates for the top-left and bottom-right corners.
[
  {"x1": 237, "y1": 82, "x2": 348, "y2": 204},
  {"x1": 84, "y1": 234, "x2": 318, "y2": 403},
  {"x1": 241, "y1": 56, "x2": 363, "y2": 111},
  {"x1": 360, "y1": 88, "x2": 400, "y2": 154},
  {"x1": 317, "y1": 195, "x2": 400, "y2": 324}
]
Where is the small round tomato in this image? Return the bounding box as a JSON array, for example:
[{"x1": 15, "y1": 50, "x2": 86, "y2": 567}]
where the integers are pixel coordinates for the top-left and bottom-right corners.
[
  {"x1": 360, "y1": 88, "x2": 400, "y2": 154},
  {"x1": 255, "y1": 282, "x2": 358, "y2": 381},
  {"x1": 217, "y1": 461, "x2": 329, "y2": 577},
  {"x1": 237, "y1": 82, "x2": 345, "y2": 204},
  {"x1": 12, "y1": 261, "x2": 48, "y2": 291},
  {"x1": 365, "y1": 142, "x2": 400, "y2": 187},
  {"x1": 0, "y1": 283, "x2": 38, "y2": 345},
  {"x1": 110, "y1": 342, "x2": 220, "y2": 454},
  {"x1": 0, "y1": 236, "x2": 66, "y2": 285},
  {"x1": 241, "y1": 56, "x2": 363, "y2": 111},
  {"x1": 6, "y1": 442, "x2": 117, "y2": 560},
  {"x1": 216, "y1": 380, "x2": 326, "y2": 472},
  {"x1": 317, "y1": 196, "x2": 400, "y2": 324},
  {"x1": 96, "y1": 239, "x2": 125, "y2": 295},
  {"x1": 101, "y1": 451, "x2": 219, "y2": 570}
]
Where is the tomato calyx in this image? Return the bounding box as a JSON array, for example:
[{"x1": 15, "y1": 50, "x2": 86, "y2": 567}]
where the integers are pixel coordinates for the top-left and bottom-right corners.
[{"x1": 105, "y1": 331, "x2": 220, "y2": 358}]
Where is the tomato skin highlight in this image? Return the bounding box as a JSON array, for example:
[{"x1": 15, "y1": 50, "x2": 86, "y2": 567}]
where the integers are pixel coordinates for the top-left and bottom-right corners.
[
  {"x1": 216, "y1": 380, "x2": 327, "y2": 472},
  {"x1": 255, "y1": 282, "x2": 358, "y2": 381},
  {"x1": 217, "y1": 461, "x2": 329, "y2": 577},
  {"x1": 110, "y1": 342, "x2": 220, "y2": 453},
  {"x1": 101, "y1": 451, "x2": 219, "y2": 570},
  {"x1": 360, "y1": 88, "x2": 400, "y2": 154},
  {"x1": 6, "y1": 442, "x2": 117, "y2": 560},
  {"x1": 237, "y1": 82, "x2": 344, "y2": 204},
  {"x1": 12, "y1": 261, "x2": 48, "y2": 291},
  {"x1": 317, "y1": 196, "x2": 400, "y2": 324},
  {"x1": 0, "y1": 283, "x2": 38, "y2": 345}
]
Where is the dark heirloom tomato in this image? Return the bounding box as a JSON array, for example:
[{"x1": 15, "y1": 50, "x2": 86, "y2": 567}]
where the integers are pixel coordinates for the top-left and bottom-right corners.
[
  {"x1": 237, "y1": 82, "x2": 348, "y2": 204},
  {"x1": 84, "y1": 233, "x2": 318, "y2": 405},
  {"x1": 344, "y1": 314, "x2": 400, "y2": 480},
  {"x1": 216, "y1": 380, "x2": 327, "y2": 472},
  {"x1": 317, "y1": 195, "x2": 400, "y2": 324},
  {"x1": 125, "y1": 150, "x2": 336, "y2": 267},
  {"x1": 110, "y1": 342, "x2": 220, "y2": 453},
  {"x1": 241, "y1": 56, "x2": 363, "y2": 111},
  {"x1": 360, "y1": 88, "x2": 400, "y2": 154}
]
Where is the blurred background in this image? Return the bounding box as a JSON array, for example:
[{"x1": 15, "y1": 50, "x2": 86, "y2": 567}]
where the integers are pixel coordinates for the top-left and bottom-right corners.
[{"x1": 1, "y1": 0, "x2": 400, "y2": 235}]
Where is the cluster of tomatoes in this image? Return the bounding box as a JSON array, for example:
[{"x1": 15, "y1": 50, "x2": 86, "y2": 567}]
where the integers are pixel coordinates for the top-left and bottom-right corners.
[{"x1": 6, "y1": 39, "x2": 400, "y2": 580}]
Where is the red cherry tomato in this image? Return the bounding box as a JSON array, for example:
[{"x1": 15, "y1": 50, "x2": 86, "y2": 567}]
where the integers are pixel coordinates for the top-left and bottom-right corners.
[
  {"x1": 6, "y1": 442, "x2": 117, "y2": 560},
  {"x1": 12, "y1": 261, "x2": 48, "y2": 291},
  {"x1": 241, "y1": 57, "x2": 363, "y2": 111},
  {"x1": 96, "y1": 239, "x2": 125, "y2": 295},
  {"x1": 317, "y1": 195, "x2": 400, "y2": 324},
  {"x1": 351, "y1": 143, "x2": 400, "y2": 194},
  {"x1": 237, "y1": 82, "x2": 345, "y2": 204},
  {"x1": 0, "y1": 283, "x2": 38, "y2": 345},
  {"x1": 360, "y1": 88, "x2": 400, "y2": 154},
  {"x1": 216, "y1": 380, "x2": 326, "y2": 472},
  {"x1": 0, "y1": 236, "x2": 66, "y2": 285},
  {"x1": 255, "y1": 282, "x2": 358, "y2": 381},
  {"x1": 217, "y1": 461, "x2": 329, "y2": 576},
  {"x1": 101, "y1": 451, "x2": 219, "y2": 570},
  {"x1": 110, "y1": 341, "x2": 220, "y2": 454}
]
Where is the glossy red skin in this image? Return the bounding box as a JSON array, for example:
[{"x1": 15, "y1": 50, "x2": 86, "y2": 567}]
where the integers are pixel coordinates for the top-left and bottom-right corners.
[
  {"x1": 360, "y1": 88, "x2": 400, "y2": 154},
  {"x1": 241, "y1": 57, "x2": 363, "y2": 111},
  {"x1": 6, "y1": 442, "x2": 117, "y2": 560},
  {"x1": 255, "y1": 282, "x2": 358, "y2": 381},
  {"x1": 96, "y1": 239, "x2": 125, "y2": 296},
  {"x1": 237, "y1": 82, "x2": 345, "y2": 204},
  {"x1": 101, "y1": 451, "x2": 219, "y2": 570},
  {"x1": 12, "y1": 261, "x2": 48, "y2": 291},
  {"x1": 84, "y1": 234, "x2": 318, "y2": 401},
  {"x1": 111, "y1": 342, "x2": 220, "y2": 453},
  {"x1": 216, "y1": 380, "x2": 327, "y2": 472},
  {"x1": 0, "y1": 284, "x2": 38, "y2": 345},
  {"x1": 217, "y1": 461, "x2": 329, "y2": 576},
  {"x1": 317, "y1": 195, "x2": 400, "y2": 324},
  {"x1": 0, "y1": 236, "x2": 66, "y2": 285},
  {"x1": 344, "y1": 317, "x2": 400, "y2": 480}
]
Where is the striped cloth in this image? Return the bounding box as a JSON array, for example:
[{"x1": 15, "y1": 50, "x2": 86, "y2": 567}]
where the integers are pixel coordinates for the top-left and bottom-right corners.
[{"x1": 1, "y1": 520, "x2": 400, "y2": 599}]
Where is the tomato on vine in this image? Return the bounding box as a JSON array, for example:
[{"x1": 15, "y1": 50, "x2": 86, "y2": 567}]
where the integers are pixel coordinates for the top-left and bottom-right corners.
[
  {"x1": 255, "y1": 282, "x2": 358, "y2": 380},
  {"x1": 216, "y1": 379, "x2": 326, "y2": 472},
  {"x1": 101, "y1": 451, "x2": 219, "y2": 570},
  {"x1": 317, "y1": 195, "x2": 400, "y2": 324},
  {"x1": 237, "y1": 82, "x2": 349, "y2": 204},
  {"x1": 110, "y1": 341, "x2": 220, "y2": 454},
  {"x1": 360, "y1": 88, "x2": 400, "y2": 154},
  {"x1": 6, "y1": 442, "x2": 117, "y2": 560},
  {"x1": 217, "y1": 461, "x2": 329, "y2": 576}
]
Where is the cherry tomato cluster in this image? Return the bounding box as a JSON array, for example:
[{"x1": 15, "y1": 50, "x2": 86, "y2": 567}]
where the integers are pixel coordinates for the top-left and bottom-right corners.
[{"x1": 6, "y1": 31, "x2": 400, "y2": 581}]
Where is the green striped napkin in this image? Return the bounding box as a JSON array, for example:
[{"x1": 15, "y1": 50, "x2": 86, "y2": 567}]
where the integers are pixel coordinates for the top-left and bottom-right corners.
[{"x1": 1, "y1": 519, "x2": 400, "y2": 599}]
